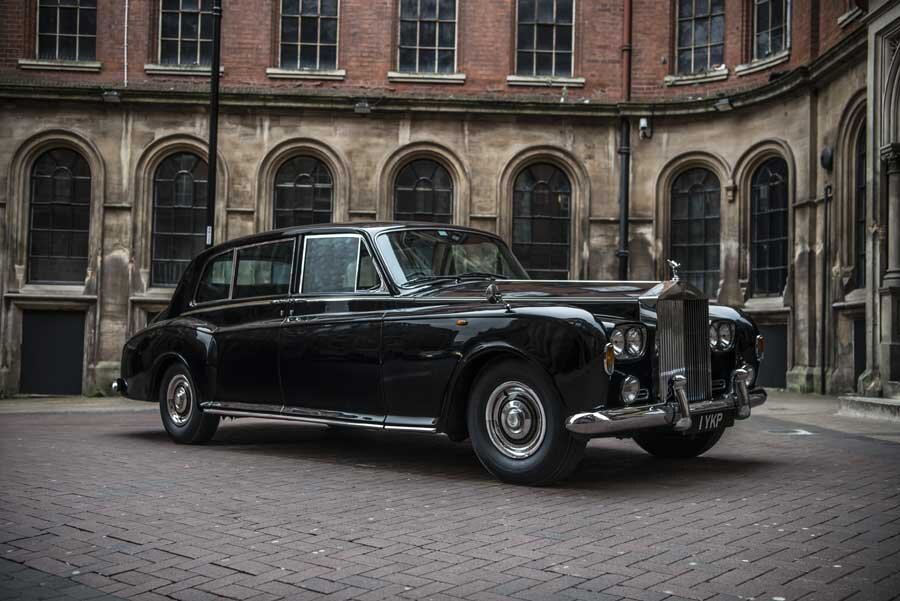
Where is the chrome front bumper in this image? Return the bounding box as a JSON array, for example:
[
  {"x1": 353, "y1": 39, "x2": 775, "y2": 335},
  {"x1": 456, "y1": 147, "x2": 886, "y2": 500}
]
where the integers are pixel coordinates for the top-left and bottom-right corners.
[{"x1": 566, "y1": 369, "x2": 767, "y2": 437}]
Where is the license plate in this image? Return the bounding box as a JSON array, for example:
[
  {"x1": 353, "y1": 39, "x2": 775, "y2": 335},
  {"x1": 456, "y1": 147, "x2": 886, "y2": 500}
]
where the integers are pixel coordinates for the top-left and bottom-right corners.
[{"x1": 692, "y1": 411, "x2": 725, "y2": 433}]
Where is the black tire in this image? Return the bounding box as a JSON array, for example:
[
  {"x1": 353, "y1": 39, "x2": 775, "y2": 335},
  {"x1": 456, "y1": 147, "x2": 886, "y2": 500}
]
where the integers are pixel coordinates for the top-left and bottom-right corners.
[
  {"x1": 158, "y1": 363, "x2": 219, "y2": 444},
  {"x1": 633, "y1": 425, "x2": 726, "y2": 459},
  {"x1": 466, "y1": 359, "x2": 585, "y2": 486}
]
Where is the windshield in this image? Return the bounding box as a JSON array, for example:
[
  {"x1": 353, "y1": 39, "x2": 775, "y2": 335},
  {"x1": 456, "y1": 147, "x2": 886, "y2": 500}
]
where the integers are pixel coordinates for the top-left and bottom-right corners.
[{"x1": 377, "y1": 228, "x2": 529, "y2": 287}]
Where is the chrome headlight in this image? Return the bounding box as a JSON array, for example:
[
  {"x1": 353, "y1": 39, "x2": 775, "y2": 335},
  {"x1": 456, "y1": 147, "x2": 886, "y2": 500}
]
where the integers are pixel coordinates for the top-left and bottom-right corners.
[
  {"x1": 610, "y1": 324, "x2": 647, "y2": 359},
  {"x1": 709, "y1": 320, "x2": 735, "y2": 351}
]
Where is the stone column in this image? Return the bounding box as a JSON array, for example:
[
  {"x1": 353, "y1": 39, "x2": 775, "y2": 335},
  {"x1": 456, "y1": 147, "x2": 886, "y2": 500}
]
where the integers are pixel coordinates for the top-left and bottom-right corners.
[
  {"x1": 881, "y1": 143, "x2": 900, "y2": 391},
  {"x1": 883, "y1": 143, "x2": 900, "y2": 286}
]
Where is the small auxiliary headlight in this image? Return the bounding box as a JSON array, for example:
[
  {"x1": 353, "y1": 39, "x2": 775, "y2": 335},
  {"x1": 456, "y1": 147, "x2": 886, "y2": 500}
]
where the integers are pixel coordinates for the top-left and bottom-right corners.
[
  {"x1": 621, "y1": 376, "x2": 640, "y2": 405},
  {"x1": 610, "y1": 329, "x2": 626, "y2": 357}
]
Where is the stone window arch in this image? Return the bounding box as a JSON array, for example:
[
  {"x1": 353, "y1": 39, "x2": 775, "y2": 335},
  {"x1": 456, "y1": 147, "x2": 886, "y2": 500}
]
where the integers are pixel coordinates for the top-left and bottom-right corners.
[
  {"x1": 393, "y1": 158, "x2": 454, "y2": 223},
  {"x1": 512, "y1": 162, "x2": 572, "y2": 280},
  {"x1": 670, "y1": 167, "x2": 721, "y2": 297},
  {"x1": 151, "y1": 151, "x2": 209, "y2": 287},
  {"x1": 749, "y1": 156, "x2": 790, "y2": 296},
  {"x1": 273, "y1": 156, "x2": 334, "y2": 228},
  {"x1": 28, "y1": 148, "x2": 92, "y2": 284}
]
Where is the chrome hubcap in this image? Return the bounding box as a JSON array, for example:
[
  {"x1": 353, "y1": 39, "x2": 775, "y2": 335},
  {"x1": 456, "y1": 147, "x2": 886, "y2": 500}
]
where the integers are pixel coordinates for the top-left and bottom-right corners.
[
  {"x1": 166, "y1": 374, "x2": 193, "y2": 426},
  {"x1": 485, "y1": 381, "x2": 546, "y2": 459}
]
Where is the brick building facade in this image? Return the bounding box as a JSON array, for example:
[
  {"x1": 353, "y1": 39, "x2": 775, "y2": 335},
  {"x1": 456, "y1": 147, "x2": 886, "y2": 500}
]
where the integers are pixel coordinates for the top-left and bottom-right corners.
[{"x1": 0, "y1": 0, "x2": 898, "y2": 400}]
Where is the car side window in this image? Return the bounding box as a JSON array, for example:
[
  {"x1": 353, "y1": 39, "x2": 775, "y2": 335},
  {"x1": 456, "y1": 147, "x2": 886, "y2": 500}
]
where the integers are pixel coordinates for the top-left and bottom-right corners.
[
  {"x1": 195, "y1": 251, "x2": 234, "y2": 304},
  {"x1": 233, "y1": 240, "x2": 294, "y2": 300},
  {"x1": 301, "y1": 235, "x2": 382, "y2": 294}
]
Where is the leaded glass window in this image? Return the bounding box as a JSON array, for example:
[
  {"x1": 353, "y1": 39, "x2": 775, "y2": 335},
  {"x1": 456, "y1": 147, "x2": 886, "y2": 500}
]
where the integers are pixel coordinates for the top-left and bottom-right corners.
[
  {"x1": 152, "y1": 152, "x2": 208, "y2": 287},
  {"x1": 676, "y1": 0, "x2": 725, "y2": 74},
  {"x1": 512, "y1": 163, "x2": 571, "y2": 280},
  {"x1": 854, "y1": 126, "x2": 866, "y2": 290},
  {"x1": 516, "y1": 0, "x2": 574, "y2": 77},
  {"x1": 274, "y1": 156, "x2": 334, "y2": 228},
  {"x1": 670, "y1": 168, "x2": 721, "y2": 298},
  {"x1": 398, "y1": 0, "x2": 456, "y2": 73},
  {"x1": 754, "y1": 0, "x2": 789, "y2": 59},
  {"x1": 280, "y1": 0, "x2": 339, "y2": 70},
  {"x1": 159, "y1": 0, "x2": 214, "y2": 66},
  {"x1": 37, "y1": 0, "x2": 97, "y2": 61},
  {"x1": 28, "y1": 149, "x2": 91, "y2": 284},
  {"x1": 750, "y1": 157, "x2": 789, "y2": 296},
  {"x1": 394, "y1": 159, "x2": 453, "y2": 223}
]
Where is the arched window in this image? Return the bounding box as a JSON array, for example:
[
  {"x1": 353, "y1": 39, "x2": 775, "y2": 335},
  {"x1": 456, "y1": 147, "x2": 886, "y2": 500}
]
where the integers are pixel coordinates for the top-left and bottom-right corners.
[
  {"x1": 393, "y1": 159, "x2": 453, "y2": 223},
  {"x1": 152, "y1": 152, "x2": 208, "y2": 287},
  {"x1": 512, "y1": 163, "x2": 571, "y2": 280},
  {"x1": 29, "y1": 148, "x2": 91, "y2": 283},
  {"x1": 274, "y1": 156, "x2": 334, "y2": 228},
  {"x1": 854, "y1": 127, "x2": 866, "y2": 289},
  {"x1": 670, "y1": 168, "x2": 720, "y2": 298},
  {"x1": 750, "y1": 157, "x2": 789, "y2": 296}
]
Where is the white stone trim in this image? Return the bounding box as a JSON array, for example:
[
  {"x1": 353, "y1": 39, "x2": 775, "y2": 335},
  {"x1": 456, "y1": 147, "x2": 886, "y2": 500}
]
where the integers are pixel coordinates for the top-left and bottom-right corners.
[
  {"x1": 506, "y1": 74, "x2": 585, "y2": 88},
  {"x1": 663, "y1": 65, "x2": 729, "y2": 86},
  {"x1": 143, "y1": 64, "x2": 224, "y2": 76},
  {"x1": 837, "y1": 6, "x2": 864, "y2": 28},
  {"x1": 266, "y1": 67, "x2": 346, "y2": 80},
  {"x1": 735, "y1": 50, "x2": 790, "y2": 77},
  {"x1": 18, "y1": 59, "x2": 102, "y2": 72},
  {"x1": 387, "y1": 71, "x2": 466, "y2": 84}
]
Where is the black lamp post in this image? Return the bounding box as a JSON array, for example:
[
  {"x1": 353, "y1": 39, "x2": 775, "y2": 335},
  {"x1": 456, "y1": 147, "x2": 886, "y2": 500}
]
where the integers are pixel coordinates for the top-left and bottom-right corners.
[{"x1": 205, "y1": 0, "x2": 222, "y2": 249}]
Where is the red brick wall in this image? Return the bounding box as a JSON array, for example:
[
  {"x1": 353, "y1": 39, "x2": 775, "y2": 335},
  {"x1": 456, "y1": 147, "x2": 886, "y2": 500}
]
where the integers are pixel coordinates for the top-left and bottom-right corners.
[{"x1": 0, "y1": 0, "x2": 859, "y2": 102}]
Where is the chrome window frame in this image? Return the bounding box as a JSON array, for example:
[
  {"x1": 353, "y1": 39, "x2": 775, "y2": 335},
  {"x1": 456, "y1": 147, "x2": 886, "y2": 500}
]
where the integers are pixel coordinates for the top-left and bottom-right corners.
[
  {"x1": 191, "y1": 247, "x2": 237, "y2": 307},
  {"x1": 231, "y1": 237, "x2": 298, "y2": 301},
  {"x1": 298, "y1": 233, "x2": 388, "y2": 296}
]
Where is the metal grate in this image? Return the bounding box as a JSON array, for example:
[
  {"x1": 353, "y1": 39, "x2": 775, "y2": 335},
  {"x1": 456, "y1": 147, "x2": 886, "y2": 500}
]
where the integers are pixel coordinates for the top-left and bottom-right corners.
[{"x1": 657, "y1": 297, "x2": 712, "y2": 403}]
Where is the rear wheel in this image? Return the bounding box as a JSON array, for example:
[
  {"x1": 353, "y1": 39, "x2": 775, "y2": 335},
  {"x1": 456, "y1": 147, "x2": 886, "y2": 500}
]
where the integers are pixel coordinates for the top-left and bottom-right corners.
[
  {"x1": 159, "y1": 363, "x2": 219, "y2": 444},
  {"x1": 467, "y1": 359, "x2": 585, "y2": 485},
  {"x1": 633, "y1": 426, "x2": 726, "y2": 459}
]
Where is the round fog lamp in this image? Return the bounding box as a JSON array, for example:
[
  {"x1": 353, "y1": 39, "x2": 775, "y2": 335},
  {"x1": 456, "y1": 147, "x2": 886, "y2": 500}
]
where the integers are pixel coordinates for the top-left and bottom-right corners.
[
  {"x1": 709, "y1": 324, "x2": 719, "y2": 349},
  {"x1": 610, "y1": 329, "x2": 626, "y2": 356},
  {"x1": 626, "y1": 327, "x2": 644, "y2": 356},
  {"x1": 621, "y1": 376, "x2": 640, "y2": 405},
  {"x1": 717, "y1": 322, "x2": 734, "y2": 348}
]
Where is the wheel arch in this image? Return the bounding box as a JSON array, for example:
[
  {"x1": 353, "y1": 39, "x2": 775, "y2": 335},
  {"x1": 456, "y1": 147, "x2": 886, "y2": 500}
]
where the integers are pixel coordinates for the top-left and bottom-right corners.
[{"x1": 148, "y1": 351, "x2": 209, "y2": 403}]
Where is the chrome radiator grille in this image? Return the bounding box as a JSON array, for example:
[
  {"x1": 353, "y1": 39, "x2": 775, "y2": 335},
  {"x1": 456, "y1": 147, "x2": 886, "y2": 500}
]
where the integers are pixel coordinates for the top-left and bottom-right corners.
[{"x1": 657, "y1": 298, "x2": 712, "y2": 402}]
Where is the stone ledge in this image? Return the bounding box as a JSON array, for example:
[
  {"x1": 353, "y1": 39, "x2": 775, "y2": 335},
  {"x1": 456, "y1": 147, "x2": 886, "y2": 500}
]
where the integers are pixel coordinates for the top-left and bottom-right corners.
[{"x1": 838, "y1": 396, "x2": 900, "y2": 422}]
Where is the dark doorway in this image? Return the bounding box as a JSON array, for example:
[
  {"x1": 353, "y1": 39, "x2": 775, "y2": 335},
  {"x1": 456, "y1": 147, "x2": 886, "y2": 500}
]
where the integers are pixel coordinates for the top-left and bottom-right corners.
[
  {"x1": 757, "y1": 323, "x2": 787, "y2": 388},
  {"x1": 853, "y1": 318, "x2": 866, "y2": 385},
  {"x1": 21, "y1": 310, "x2": 85, "y2": 395}
]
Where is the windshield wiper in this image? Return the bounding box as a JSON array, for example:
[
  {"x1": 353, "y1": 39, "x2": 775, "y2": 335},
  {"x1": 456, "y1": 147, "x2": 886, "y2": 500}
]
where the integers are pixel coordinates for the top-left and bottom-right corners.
[
  {"x1": 403, "y1": 272, "x2": 506, "y2": 287},
  {"x1": 453, "y1": 271, "x2": 506, "y2": 281},
  {"x1": 404, "y1": 275, "x2": 459, "y2": 286}
]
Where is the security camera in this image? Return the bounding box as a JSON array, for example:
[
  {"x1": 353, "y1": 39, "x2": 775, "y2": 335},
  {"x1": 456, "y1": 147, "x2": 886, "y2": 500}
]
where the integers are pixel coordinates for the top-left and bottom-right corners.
[{"x1": 638, "y1": 117, "x2": 652, "y2": 140}]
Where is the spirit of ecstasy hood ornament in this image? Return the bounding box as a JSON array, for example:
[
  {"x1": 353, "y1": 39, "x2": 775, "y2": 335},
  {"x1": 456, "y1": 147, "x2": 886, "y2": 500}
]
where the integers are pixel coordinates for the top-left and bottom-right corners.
[{"x1": 666, "y1": 259, "x2": 681, "y2": 282}]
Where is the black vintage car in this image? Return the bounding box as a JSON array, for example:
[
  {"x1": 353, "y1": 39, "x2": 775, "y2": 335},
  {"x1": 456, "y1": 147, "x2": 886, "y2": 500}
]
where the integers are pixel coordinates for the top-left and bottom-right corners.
[{"x1": 114, "y1": 222, "x2": 766, "y2": 485}]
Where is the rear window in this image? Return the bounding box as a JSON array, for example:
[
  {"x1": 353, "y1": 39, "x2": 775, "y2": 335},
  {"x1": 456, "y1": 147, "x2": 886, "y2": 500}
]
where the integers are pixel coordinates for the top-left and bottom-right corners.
[
  {"x1": 195, "y1": 251, "x2": 233, "y2": 304},
  {"x1": 233, "y1": 240, "x2": 294, "y2": 299}
]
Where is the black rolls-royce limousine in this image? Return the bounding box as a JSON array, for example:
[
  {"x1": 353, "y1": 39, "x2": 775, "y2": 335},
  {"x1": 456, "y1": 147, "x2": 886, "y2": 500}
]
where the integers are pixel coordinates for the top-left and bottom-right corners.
[{"x1": 114, "y1": 222, "x2": 766, "y2": 485}]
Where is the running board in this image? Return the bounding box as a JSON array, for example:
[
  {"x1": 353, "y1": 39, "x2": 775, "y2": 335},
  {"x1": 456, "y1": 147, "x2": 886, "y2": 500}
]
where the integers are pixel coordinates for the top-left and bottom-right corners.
[{"x1": 202, "y1": 408, "x2": 438, "y2": 433}]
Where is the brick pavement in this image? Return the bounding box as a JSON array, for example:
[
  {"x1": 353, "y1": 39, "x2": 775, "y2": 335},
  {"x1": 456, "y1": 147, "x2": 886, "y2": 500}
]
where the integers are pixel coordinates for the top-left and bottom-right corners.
[{"x1": 1, "y1": 408, "x2": 899, "y2": 601}]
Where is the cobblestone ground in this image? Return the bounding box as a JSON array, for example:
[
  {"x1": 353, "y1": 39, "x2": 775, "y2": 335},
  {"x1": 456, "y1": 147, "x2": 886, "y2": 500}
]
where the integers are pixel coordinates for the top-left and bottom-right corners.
[{"x1": 1, "y1": 407, "x2": 899, "y2": 601}]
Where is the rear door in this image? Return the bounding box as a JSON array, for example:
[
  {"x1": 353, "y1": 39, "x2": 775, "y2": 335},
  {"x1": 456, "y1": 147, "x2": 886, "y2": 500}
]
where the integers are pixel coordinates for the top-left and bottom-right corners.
[
  {"x1": 203, "y1": 238, "x2": 296, "y2": 409},
  {"x1": 279, "y1": 233, "x2": 387, "y2": 424}
]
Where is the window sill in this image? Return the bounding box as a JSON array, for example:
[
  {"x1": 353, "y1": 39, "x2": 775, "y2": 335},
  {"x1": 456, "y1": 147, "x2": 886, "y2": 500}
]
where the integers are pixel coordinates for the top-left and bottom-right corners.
[
  {"x1": 663, "y1": 66, "x2": 728, "y2": 86},
  {"x1": 735, "y1": 50, "x2": 790, "y2": 77},
  {"x1": 144, "y1": 63, "x2": 224, "y2": 76},
  {"x1": 506, "y1": 74, "x2": 585, "y2": 88},
  {"x1": 837, "y1": 6, "x2": 864, "y2": 28},
  {"x1": 266, "y1": 67, "x2": 346, "y2": 80},
  {"x1": 18, "y1": 58, "x2": 102, "y2": 72},
  {"x1": 387, "y1": 71, "x2": 466, "y2": 84},
  {"x1": 742, "y1": 295, "x2": 788, "y2": 314}
]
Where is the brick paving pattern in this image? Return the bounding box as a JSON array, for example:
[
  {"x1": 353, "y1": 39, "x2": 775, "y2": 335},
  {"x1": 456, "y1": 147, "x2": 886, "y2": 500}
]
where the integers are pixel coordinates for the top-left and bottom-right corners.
[{"x1": 1, "y1": 409, "x2": 899, "y2": 601}]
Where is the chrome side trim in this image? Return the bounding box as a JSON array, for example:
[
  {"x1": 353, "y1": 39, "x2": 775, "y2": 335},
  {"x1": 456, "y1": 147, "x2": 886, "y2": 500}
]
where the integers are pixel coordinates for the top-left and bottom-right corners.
[
  {"x1": 204, "y1": 408, "x2": 386, "y2": 430},
  {"x1": 384, "y1": 424, "x2": 439, "y2": 433}
]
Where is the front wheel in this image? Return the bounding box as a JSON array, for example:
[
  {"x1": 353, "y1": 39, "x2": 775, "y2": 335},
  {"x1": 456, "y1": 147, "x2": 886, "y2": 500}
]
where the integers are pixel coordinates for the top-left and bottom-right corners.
[
  {"x1": 158, "y1": 363, "x2": 219, "y2": 444},
  {"x1": 633, "y1": 426, "x2": 726, "y2": 459},
  {"x1": 467, "y1": 359, "x2": 585, "y2": 486}
]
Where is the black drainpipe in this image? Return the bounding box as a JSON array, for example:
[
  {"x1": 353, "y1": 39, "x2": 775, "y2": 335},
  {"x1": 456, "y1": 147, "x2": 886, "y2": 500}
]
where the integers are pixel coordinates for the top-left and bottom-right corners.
[
  {"x1": 617, "y1": 119, "x2": 631, "y2": 280},
  {"x1": 820, "y1": 183, "x2": 832, "y2": 394}
]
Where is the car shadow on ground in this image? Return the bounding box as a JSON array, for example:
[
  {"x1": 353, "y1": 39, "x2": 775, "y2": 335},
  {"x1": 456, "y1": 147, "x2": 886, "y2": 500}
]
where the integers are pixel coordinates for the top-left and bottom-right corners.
[{"x1": 118, "y1": 419, "x2": 776, "y2": 490}]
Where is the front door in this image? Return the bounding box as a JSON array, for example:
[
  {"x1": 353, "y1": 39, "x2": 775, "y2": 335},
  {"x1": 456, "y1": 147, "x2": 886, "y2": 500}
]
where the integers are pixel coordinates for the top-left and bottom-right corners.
[
  {"x1": 279, "y1": 233, "x2": 386, "y2": 425},
  {"x1": 21, "y1": 310, "x2": 85, "y2": 395}
]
